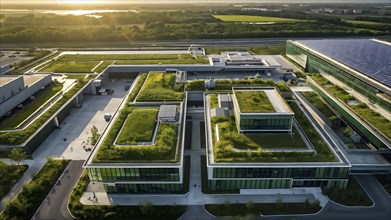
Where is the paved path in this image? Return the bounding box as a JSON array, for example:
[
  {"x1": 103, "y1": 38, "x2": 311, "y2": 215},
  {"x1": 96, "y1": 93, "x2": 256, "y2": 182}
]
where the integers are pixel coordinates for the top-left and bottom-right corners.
[
  {"x1": 0, "y1": 79, "x2": 127, "y2": 211},
  {"x1": 33, "y1": 160, "x2": 85, "y2": 220}
]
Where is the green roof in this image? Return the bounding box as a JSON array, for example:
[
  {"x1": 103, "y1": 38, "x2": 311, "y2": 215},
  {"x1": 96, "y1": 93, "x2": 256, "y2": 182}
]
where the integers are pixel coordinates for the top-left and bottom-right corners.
[{"x1": 235, "y1": 90, "x2": 275, "y2": 113}]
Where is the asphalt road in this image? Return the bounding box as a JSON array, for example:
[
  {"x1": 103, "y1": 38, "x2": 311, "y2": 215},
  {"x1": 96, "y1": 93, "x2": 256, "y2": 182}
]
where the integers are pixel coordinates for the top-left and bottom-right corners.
[{"x1": 33, "y1": 160, "x2": 85, "y2": 220}]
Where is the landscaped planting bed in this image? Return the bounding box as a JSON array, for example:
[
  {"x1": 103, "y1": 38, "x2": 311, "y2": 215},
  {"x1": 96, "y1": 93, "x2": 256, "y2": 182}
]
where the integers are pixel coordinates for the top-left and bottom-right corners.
[
  {"x1": 301, "y1": 91, "x2": 336, "y2": 119},
  {"x1": 311, "y1": 74, "x2": 391, "y2": 140},
  {"x1": 0, "y1": 161, "x2": 28, "y2": 199},
  {"x1": 235, "y1": 90, "x2": 275, "y2": 113},
  {"x1": 137, "y1": 72, "x2": 184, "y2": 101},
  {"x1": 116, "y1": 109, "x2": 158, "y2": 145}
]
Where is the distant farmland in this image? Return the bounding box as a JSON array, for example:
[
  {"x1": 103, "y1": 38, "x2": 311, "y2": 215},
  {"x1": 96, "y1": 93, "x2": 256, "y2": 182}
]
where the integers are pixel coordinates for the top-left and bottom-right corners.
[{"x1": 214, "y1": 15, "x2": 308, "y2": 23}]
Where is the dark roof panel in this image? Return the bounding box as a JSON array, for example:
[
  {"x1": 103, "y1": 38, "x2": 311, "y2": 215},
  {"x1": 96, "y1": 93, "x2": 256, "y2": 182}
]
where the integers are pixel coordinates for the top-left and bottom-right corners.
[{"x1": 297, "y1": 39, "x2": 391, "y2": 87}]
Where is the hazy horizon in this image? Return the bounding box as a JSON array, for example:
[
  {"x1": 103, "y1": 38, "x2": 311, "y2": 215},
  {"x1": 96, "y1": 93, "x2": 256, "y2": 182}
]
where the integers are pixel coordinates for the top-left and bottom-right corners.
[{"x1": 2, "y1": 0, "x2": 390, "y2": 5}]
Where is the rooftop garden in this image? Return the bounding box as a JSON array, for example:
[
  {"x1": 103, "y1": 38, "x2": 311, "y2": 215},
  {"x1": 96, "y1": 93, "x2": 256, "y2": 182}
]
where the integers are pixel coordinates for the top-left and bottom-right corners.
[
  {"x1": 210, "y1": 102, "x2": 337, "y2": 163},
  {"x1": 115, "y1": 109, "x2": 158, "y2": 145},
  {"x1": 185, "y1": 78, "x2": 274, "y2": 91},
  {"x1": 40, "y1": 61, "x2": 101, "y2": 73},
  {"x1": 127, "y1": 73, "x2": 148, "y2": 103},
  {"x1": 235, "y1": 90, "x2": 275, "y2": 113},
  {"x1": 94, "y1": 107, "x2": 179, "y2": 163},
  {"x1": 209, "y1": 94, "x2": 219, "y2": 109},
  {"x1": 137, "y1": 72, "x2": 184, "y2": 102},
  {"x1": 0, "y1": 75, "x2": 95, "y2": 145},
  {"x1": 311, "y1": 74, "x2": 391, "y2": 140}
]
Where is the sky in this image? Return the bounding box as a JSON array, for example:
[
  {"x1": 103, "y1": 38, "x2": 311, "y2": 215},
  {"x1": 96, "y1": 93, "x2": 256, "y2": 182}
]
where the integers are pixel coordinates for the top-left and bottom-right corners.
[{"x1": 2, "y1": 0, "x2": 390, "y2": 4}]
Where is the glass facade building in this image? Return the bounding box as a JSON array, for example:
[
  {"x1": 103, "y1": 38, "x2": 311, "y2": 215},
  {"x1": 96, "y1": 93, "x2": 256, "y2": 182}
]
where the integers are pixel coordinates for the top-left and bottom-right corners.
[
  {"x1": 207, "y1": 166, "x2": 349, "y2": 191},
  {"x1": 286, "y1": 41, "x2": 391, "y2": 112}
]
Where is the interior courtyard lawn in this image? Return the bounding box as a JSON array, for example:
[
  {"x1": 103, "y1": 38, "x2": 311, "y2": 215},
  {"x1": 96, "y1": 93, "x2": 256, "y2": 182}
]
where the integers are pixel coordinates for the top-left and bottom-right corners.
[
  {"x1": 214, "y1": 15, "x2": 308, "y2": 22},
  {"x1": 235, "y1": 90, "x2": 275, "y2": 113},
  {"x1": 137, "y1": 72, "x2": 184, "y2": 101},
  {"x1": 115, "y1": 109, "x2": 158, "y2": 145},
  {"x1": 0, "y1": 82, "x2": 63, "y2": 130},
  {"x1": 40, "y1": 61, "x2": 100, "y2": 73}
]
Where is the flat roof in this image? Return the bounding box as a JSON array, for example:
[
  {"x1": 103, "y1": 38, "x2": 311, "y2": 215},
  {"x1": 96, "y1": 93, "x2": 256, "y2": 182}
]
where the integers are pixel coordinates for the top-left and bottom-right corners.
[
  {"x1": 295, "y1": 39, "x2": 391, "y2": 88},
  {"x1": 158, "y1": 105, "x2": 177, "y2": 118},
  {"x1": 234, "y1": 88, "x2": 292, "y2": 113},
  {"x1": 0, "y1": 75, "x2": 21, "y2": 86}
]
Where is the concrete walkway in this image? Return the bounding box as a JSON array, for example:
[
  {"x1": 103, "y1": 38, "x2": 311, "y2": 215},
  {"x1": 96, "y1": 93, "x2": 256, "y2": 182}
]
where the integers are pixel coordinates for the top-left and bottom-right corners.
[{"x1": 0, "y1": 80, "x2": 128, "y2": 211}]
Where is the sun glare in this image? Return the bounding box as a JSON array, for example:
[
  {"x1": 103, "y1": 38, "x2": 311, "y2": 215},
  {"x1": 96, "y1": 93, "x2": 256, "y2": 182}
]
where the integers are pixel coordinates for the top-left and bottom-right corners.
[{"x1": 59, "y1": 0, "x2": 103, "y2": 4}]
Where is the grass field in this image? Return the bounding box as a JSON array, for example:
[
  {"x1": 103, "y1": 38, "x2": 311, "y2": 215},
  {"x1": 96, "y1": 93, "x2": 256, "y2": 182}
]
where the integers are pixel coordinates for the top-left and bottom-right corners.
[
  {"x1": 137, "y1": 72, "x2": 184, "y2": 101},
  {"x1": 116, "y1": 109, "x2": 158, "y2": 145},
  {"x1": 344, "y1": 20, "x2": 390, "y2": 26},
  {"x1": 40, "y1": 61, "x2": 100, "y2": 73},
  {"x1": 214, "y1": 15, "x2": 307, "y2": 22},
  {"x1": 235, "y1": 90, "x2": 275, "y2": 113},
  {"x1": 0, "y1": 82, "x2": 63, "y2": 130}
]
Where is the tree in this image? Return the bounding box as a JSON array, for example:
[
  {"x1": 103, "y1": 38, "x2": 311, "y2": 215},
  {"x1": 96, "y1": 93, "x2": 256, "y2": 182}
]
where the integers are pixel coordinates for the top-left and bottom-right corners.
[
  {"x1": 9, "y1": 148, "x2": 28, "y2": 169},
  {"x1": 140, "y1": 201, "x2": 154, "y2": 216},
  {"x1": 90, "y1": 126, "x2": 100, "y2": 145}
]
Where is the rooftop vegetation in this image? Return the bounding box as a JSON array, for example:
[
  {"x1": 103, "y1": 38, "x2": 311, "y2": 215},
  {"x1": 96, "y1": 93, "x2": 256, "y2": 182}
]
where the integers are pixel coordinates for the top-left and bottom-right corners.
[
  {"x1": 210, "y1": 102, "x2": 336, "y2": 163},
  {"x1": 0, "y1": 75, "x2": 94, "y2": 145},
  {"x1": 235, "y1": 90, "x2": 275, "y2": 113},
  {"x1": 301, "y1": 92, "x2": 335, "y2": 119},
  {"x1": 275, "y1": 82, "x2": 291, "y2": 92},
  {"x1": 94, "y1": 107, "x2": 179, "y2": 163},
  {"x1": 311, "y1": 74, "x2": 391, "y2": 140},
  {"x1": 137, "y1": 72, "x2": 184, "y2": 102},
  {"x1": 209, "y1": 94, "x2": 219, "y2": 109},
  {"x1": 40, "y1": 61, "x2": 100, "y2": 73},
  {"x1": 0, "y1": 82, "x2": 63, "y2": 130},
  {"x1": 213, "y1": 115, "x2": 307, "y2": 150},
  {"x1": 0, "y1": 161, "x2": 28, "y2": 199},
  {"x1": 93, "y1": 61, "x2": 113, "y2": 73},
  {"x1": 116, "y1": 109, "x2": 158, "y2": 145},
  {"x1": 205, "y1": 45, "x2": 285, "y2": 55},
  {"x1": 127, "y1": 73, "x2": 148, "y2": 103},
  {"x1": 185, "y1": 78, "x2": 274, "y2": 91}
]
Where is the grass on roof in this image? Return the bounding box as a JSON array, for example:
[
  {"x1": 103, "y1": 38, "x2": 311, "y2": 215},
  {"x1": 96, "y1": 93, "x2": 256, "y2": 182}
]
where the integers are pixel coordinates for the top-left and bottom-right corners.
[
  {"x1": 311, "y1": 74, "x2": 391, "y2": 140},
  {"x1": 94, "y1": 108, "x2": 179, "y2": 162},
  {"x1": 0, "y1": 82, "x2": 63, "y2": 130},
  {"x1": 301, "y1": 92, "x2": 336, "y2": 119},
  {"x1": 209, "y1": 94, "x2": 219, "y2": 109},
  {"x1": 235, "y1": 90, "x2": 275, "y2": 113},
  {"x1": 93, "y1": 61, "x2": 113, "y2": 73},
  {"x1": 116, "y1": 109, "x2": 158, "y2": 145},
  {"x1": 214, "y1": 15, "x2": 307, "y2": 23},
  {"x1": 137, "y1": 72, "x2": 184, "y2": 101},
  {"x1": 210, "y1": 102, "x2": 337, "y2": 163},
  {"x1": 40, "y1": 61, "x2": 100, "y2": 73}
]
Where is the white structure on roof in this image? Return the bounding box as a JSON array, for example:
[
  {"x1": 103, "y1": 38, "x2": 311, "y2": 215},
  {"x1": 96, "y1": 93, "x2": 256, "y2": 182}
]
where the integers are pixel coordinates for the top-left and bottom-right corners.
[{"x1": 158, "y1": 105, "x2": 178, "y2": 122}]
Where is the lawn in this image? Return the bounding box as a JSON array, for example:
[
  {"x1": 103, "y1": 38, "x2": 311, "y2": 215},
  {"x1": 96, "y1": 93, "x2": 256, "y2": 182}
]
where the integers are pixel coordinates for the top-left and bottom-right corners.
[
  {"x1": 137, "y1": 72, "x2": 184, "y2": 101},
  {"x1": 344, "y1": 20, "x2": 390, "y2": 26},
  {"x1": 323, "y1": 176, "x2": 372, "y2": 206},
  {"x1": 214, "y1": 15, "x2": 307, "y2": 22},
  {"x1": 311, "y1": 75, "x2": 391, "y2": 140},
  {"x1": 0, "y1": 82, "x2": 63, "y2": 130},
  {"x1": 114, "y1": 56, "x2": 208, "y2": 65},
  {"x1": 235, "y1": 90, "x2": 275, "y2": 113},
  {"x1": 60, "y1": 54, "x2": 181, "y2": 61},
  {"x1": 0, "y1": 161, "x2": 28, "y2": 199},
  {"x1": 116, "y1": 109, "x2": 158, "y2": 145},
  {"x1": 40, "y1": 61, "x2": 100, "y2": 73},
  {"x1": 205, "y1": 201, "x2": 321, "y2": 216}
]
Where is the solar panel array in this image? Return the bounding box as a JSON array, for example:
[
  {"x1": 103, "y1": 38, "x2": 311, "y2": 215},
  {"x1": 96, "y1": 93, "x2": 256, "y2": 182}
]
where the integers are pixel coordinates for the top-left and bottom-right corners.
[{"x1": 297, "y1": 39, "x2": 391, "y2": 88}]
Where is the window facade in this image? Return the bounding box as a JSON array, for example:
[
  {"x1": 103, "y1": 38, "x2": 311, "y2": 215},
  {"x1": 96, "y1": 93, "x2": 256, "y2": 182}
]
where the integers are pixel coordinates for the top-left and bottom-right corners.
[
  {"x1": 208, "y1": 179, "x2": 292, "y2": 191},
  {"x1": 239, "y1": 118, "x2": 292, "y2": 130},
  {"x1": 212, "y1": 167, "x2": 349, "y2": 179},
  {"x1": 105, "y1": 183, "x2": 183, "y2": 193},
  {"x1": 88, "y1": 167, "x2": 180, "y2": 182}
]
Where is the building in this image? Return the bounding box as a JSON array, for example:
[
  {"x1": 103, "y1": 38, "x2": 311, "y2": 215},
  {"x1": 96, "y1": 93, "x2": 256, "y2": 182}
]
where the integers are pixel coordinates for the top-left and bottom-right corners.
[
  {"x1": 204, "y1": 89, "x2": 350, "y2": 192},
  {"x1": 84, "y1": 75, "x2": 187, "y2": 194},
  {"x1": 232, "y1": 87, "x2": 294, "y2": 133},
  {"x1": 286, "y1": 39, "x2": 391, "y2": 112},
  {"x1": 286, "y1": 39, "x2": 391, "y2": 150},
  {"x1": 0, "y1": 74, "x2": 52, "y2": 117}
]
